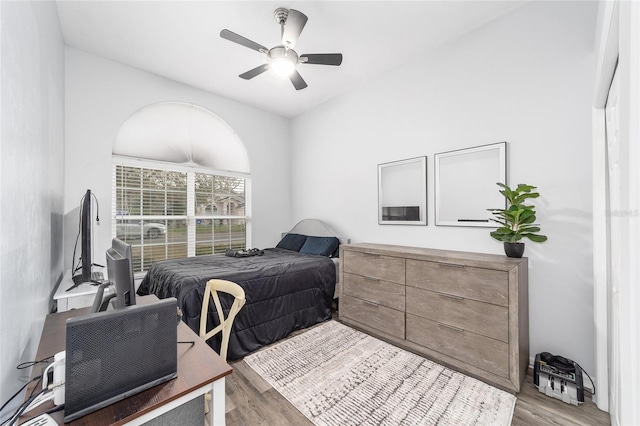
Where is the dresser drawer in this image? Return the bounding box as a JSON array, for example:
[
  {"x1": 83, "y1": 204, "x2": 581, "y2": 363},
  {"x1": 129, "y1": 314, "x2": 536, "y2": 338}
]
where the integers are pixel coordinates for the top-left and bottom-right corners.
[
  {"x1": 406, "y1": 259, "x2": 508, "y2": 306},
  {"x1": 406, "y1": 313, "x2": 509, "y2": 378},
  {"x1": 343, "y1": 273, "x2": 405, "y2": 311},
  {"x1": 341, "y1": 295, "x2": 404, "y2": 339},
  {"x1": 406, "y1": 286, "x2": 508, "y2": 342},
  {"x1": 344, "y1": 250, "x2": 405, "y2": 284}
]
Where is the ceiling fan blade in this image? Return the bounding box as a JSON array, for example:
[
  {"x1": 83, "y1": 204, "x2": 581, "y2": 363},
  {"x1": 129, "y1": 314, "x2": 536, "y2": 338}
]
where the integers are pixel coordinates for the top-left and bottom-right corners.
[
  {"x1": 290, "y1": 70, "x2": 308, "y2": 90},
  {"x1": 220, "y1": 29, "x2": 267, "y2": 53},
  {"x1": 281, "y1": 9, "x2": 308, "y2": 48},
  {"x1": 300, "y1": 53, "x2": 343, "y2": 66},
  {"x1": 239, "y1": 64, "x2": 269, "y2": 80}
]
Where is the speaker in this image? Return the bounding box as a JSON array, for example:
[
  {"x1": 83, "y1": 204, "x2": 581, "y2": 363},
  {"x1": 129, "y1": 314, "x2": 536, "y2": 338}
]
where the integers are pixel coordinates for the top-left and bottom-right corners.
[{"x1": 64, "y1": 299, "x2": 178, "y2": 422}]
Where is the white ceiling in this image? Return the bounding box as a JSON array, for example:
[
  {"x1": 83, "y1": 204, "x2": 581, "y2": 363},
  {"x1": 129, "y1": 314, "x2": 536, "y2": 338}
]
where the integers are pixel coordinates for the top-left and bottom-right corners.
[{"x1": 56, "y1": 1, "x2": 526, "y2": 118}]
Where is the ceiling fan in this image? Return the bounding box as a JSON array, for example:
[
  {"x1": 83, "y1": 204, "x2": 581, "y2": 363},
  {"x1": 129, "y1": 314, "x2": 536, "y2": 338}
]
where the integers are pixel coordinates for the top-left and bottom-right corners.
[{"x1": 220, "y1": 8, "x2": 343, "y2": 90}]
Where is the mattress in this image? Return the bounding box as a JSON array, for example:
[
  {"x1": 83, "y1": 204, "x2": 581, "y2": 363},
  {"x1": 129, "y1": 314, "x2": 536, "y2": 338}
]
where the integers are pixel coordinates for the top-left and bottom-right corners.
[{"x1": 137, "y1": 248, "x2": 336, "y2": 359}]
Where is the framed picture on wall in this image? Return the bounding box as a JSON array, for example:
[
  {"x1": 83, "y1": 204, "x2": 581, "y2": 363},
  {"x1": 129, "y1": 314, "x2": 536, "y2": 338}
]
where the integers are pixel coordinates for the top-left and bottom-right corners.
[
  {"x1": 378, "y1": 156, "x2": 427, "y2": 225},
  {"x1": 434, "y1": 142, "x2": 507, "y2": 227}
]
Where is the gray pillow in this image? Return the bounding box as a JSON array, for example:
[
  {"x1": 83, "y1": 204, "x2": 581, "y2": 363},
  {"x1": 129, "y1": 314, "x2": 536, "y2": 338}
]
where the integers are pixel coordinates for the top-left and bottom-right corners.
[
  {"x1": 276, "y1": 233, "x2": 307, "y2": 251},
  {"x1": 299, "y1": 236, "x2": 340, "y2": 257}
]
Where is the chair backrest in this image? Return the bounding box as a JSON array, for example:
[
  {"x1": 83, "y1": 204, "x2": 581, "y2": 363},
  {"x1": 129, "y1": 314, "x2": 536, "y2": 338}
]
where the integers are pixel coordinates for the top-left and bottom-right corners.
[{"x1": 199, "y1": 279, "x2": 246, "y2": 361}]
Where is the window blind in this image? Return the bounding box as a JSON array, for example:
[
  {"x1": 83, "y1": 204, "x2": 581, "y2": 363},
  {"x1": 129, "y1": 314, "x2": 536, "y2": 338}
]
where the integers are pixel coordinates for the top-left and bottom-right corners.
[{"x1": 112, "y1": 163, "x2": 248, "y2": 274}]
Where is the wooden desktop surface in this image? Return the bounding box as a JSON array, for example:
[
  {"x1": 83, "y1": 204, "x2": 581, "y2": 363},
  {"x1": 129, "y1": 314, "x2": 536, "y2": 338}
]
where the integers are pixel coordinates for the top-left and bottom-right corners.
[{"x1": 20, "y1": 295, "x2": 232, "y2": 425}]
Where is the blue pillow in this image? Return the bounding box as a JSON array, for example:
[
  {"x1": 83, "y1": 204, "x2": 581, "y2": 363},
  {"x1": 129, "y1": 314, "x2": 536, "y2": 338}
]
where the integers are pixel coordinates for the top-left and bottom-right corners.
[
  {"x1": 276, "y1": 233, "x2": 307, "y2": 251},
  {"x1": 299, "y1": 236, "x2": 340, "y2": 257}
]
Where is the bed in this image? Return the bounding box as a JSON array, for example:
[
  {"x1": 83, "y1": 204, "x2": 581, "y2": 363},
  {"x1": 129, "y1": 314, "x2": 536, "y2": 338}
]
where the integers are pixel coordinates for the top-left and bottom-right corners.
[{"x1": 137, "y1": 219, "x2": 348, "y2": 360}]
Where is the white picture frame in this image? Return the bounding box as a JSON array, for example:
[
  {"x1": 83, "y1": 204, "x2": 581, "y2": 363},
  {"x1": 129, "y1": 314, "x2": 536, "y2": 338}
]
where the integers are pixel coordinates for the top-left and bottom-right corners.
[
  {"x1": 378, "y1": 156, "x2": 427, "y2": 225},
  {"x1": 435, "y1": 142, "x2": 507, "y2": 227}
]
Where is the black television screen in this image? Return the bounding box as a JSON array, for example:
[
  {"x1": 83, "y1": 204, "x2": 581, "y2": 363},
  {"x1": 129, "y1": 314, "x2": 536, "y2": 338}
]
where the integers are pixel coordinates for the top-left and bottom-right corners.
[{"x1": 72, "y1": 189, "x2": 93, "y2": 285}]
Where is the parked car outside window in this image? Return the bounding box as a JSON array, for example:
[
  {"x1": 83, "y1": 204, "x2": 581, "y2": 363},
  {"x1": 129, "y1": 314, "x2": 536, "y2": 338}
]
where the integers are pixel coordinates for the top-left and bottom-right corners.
[{"x1": 116, "y1": 221, "x2": 167, "y2": 239}]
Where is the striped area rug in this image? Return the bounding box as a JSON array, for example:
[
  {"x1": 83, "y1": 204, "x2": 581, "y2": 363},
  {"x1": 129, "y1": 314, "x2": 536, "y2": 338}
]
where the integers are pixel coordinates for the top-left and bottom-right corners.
[{"x1": 244, "y1": 321, "x2": 515, "y2": 426}]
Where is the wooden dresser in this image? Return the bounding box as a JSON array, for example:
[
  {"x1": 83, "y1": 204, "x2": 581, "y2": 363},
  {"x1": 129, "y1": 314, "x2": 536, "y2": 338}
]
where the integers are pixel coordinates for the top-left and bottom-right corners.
[{"x1": 339, "y1": 243, "x2": 528, "y2": 393}]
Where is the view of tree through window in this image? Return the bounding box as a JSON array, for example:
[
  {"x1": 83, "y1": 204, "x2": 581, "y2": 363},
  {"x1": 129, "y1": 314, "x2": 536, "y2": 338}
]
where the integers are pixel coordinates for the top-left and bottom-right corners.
[
  {"x1": 195, "y1": 173, "x2": 246, "y2": 256},
  {"x1": 114, "y1": 164, "x2": 247, "y2": 273}
]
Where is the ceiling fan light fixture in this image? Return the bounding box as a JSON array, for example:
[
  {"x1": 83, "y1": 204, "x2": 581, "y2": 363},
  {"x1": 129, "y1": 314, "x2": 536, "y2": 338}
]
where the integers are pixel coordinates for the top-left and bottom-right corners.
[
  {"x1": 268, "y1": 46, "x2": 298, "y2": 78},
  {"x1": 270, "y1": 58, "x2": 296, "y2": 77},
  {"x1": 220, "y1": 7, "x2": 341, "y2": 90}
]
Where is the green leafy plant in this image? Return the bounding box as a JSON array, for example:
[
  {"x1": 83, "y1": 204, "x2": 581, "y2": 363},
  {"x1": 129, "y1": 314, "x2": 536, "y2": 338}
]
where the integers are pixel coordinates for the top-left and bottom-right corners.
[{"x1": 488, "y1": 183, "x2": 548, "y2": 243}]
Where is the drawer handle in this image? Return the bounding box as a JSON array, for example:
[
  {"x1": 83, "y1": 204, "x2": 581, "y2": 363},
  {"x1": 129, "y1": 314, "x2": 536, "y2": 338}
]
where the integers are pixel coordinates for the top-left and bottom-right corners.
[
  {"x1": 439, "y1": 263, "x2": 464, "y2": 269},
  {"x1": 435, "y1": 292, "x2": 464, "y2": 301},
  {"x1": 437, "y1": 322, "x2": 465, "y2": 333},
  {"x1": 360, "y1": 253, "x2": 380, "y2": 259},
  {"x1": 361, "y1": 300, "x2": 379, "y2": 308},
  {"x1": 363, "y1": 277, "x2": 380, "y2": 283}
]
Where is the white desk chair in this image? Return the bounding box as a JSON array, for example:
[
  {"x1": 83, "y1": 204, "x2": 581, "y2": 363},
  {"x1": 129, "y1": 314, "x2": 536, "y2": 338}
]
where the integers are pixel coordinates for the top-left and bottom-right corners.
[
  {"x1": 199, "y1": 279, "x2": 246, "y2": 361},
  {"x1": 199, "y1": 279, "x2": 246, "y2": 418}
]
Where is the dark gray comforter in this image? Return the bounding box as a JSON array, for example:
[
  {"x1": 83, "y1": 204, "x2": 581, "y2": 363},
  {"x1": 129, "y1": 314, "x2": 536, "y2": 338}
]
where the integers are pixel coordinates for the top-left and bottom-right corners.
[{"x1": 137, "y1": 248, "x2": 336, "y2": 359}]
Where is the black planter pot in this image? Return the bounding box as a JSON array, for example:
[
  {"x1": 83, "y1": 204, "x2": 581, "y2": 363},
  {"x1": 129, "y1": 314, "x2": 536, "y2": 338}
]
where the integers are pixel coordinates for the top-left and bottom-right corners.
[{"x1": 504, "y1": 242, "x2": 525, "y2": 258}]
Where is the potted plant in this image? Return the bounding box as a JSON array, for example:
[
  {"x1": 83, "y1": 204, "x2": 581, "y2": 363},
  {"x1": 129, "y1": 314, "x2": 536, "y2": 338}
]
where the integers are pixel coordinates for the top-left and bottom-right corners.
[{"x1": 488, "y1": 183, "x2": 547, "y2": 258}]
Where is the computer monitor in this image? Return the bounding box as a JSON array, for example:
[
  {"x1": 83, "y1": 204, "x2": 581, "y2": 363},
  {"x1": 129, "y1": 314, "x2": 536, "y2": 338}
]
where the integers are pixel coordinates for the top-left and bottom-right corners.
[
  {"x1": 91, "y1": 238, "x2": 136, "y2": 312},
  {"x1": 107, "y1": 237, "x2": 136, "y2": 309}
]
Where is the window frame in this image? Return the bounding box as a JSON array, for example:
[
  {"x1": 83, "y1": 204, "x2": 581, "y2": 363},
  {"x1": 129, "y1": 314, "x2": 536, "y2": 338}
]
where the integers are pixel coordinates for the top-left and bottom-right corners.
[{"x1": 112, "y1": 156, "x2": 252, "y2": 275}]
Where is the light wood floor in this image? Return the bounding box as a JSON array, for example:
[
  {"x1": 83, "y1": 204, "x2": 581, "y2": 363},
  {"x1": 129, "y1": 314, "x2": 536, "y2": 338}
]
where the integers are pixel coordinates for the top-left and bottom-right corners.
[{"x1": 223, "y1": 318, "x2": 610, "y2": 426}]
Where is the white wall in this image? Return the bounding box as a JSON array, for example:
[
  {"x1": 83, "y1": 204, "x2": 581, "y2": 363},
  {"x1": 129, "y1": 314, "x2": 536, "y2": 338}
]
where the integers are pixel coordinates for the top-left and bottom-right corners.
[
  {"x1": 0, "y1": 0, "x2": 65, "y2": 415},
  {"x1": 291, "y1": 1, "x2": 598, "y2": 376},
  {"x1": 64, "y1": 48, "x2": 291, "y2": 271}
]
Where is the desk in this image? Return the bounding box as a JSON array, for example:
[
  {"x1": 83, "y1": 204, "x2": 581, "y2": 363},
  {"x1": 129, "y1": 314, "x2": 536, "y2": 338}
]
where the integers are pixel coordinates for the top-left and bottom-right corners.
[
  {"x1": 20, "y1": 296, "x2": 232, "y2": 425},
  {"x1": 53, "y1": 269, "x2": 110, "y2": 312}
]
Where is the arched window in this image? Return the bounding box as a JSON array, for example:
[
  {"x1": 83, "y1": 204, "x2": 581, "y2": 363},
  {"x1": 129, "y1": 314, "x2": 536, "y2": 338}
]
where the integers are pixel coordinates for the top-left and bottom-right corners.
[{"x1": 112, "y1": 102, "x2": 250, "y2": 273}]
